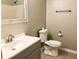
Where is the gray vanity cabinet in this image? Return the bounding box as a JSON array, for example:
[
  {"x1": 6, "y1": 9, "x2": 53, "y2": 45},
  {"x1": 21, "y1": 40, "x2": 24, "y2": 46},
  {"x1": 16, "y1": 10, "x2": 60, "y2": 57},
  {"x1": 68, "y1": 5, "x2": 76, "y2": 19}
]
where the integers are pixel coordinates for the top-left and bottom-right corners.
[
  {"x1": 11, "y1": 41, "x2": 41, "y2": 59},
  {"x1": 24, "y1": 48, "x2": 41, "y2": 59}
]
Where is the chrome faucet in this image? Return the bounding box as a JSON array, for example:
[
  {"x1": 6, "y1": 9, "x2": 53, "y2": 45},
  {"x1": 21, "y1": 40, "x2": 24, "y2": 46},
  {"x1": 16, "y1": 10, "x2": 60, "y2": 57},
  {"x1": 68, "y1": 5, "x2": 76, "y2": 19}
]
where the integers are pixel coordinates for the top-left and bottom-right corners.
[{"x1": 6, "y1": 34, "x2": 15, "y2": 43}]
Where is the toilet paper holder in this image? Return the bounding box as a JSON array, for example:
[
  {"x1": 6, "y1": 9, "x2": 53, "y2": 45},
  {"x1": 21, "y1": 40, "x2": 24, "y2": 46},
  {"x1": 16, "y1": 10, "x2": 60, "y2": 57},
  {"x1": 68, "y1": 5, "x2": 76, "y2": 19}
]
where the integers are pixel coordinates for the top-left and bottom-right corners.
[{"x1": 58, "y1": 31, "x2": 62, "y2": 37}]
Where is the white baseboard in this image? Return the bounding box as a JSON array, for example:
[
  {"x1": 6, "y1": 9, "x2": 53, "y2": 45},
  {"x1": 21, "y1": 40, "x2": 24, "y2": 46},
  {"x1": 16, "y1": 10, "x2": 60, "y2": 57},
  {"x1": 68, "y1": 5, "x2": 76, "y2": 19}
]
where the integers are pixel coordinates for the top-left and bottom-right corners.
[{"x1": 59, "y1": 47, "x2": 77, "y2": 54}]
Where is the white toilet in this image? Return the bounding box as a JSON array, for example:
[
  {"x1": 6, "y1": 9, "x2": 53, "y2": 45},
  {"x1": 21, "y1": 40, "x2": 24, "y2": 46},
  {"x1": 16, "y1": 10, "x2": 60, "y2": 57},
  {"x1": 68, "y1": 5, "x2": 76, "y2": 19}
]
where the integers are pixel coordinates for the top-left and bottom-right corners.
[{"x1": 39, "y1": 28, "x2": 62, "y2": 56}]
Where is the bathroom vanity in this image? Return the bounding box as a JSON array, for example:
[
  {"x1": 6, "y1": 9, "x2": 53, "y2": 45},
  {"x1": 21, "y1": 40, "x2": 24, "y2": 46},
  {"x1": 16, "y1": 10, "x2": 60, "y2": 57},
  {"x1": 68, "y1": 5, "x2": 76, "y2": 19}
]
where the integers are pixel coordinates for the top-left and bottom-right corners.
[{"x1": 2, "y1": 36, "x2": 41, "y2": 59}]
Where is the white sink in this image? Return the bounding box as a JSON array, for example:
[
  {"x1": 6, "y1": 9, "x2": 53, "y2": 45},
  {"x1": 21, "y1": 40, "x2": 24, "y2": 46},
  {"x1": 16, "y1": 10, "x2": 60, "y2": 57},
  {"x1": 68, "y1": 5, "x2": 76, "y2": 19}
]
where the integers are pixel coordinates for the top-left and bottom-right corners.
[
  {"x1": 4, "y1": 40, "x2": 27, "y2": 50},
  {"x1": 1, "y1": 36, "x2": 40, "y2": 59}
]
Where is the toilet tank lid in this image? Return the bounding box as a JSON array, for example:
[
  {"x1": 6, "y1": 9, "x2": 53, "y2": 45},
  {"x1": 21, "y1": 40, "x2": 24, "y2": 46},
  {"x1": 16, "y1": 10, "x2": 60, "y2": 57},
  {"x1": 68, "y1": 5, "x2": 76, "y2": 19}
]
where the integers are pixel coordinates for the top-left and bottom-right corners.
[{"x1": 39, "y1": 29, "x2": 48, "y2": 33}]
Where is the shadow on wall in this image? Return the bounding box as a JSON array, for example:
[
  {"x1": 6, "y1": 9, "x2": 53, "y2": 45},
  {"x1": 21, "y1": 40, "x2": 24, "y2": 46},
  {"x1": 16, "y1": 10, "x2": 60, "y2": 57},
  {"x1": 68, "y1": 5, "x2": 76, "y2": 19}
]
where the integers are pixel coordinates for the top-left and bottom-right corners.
[
  {"x1": 36, "y1": 29, "x2": 42, "y2": 37},
  {"x1": 47, "y1": 33, "x2": 54, "y2": 40}
]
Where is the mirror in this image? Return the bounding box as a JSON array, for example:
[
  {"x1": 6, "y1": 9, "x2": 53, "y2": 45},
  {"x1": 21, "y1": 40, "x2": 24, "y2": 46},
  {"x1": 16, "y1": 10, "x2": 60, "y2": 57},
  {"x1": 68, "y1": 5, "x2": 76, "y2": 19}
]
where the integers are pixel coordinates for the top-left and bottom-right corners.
[{"x1": 1, "y1": 0, "x2": 28, "y2": 24}]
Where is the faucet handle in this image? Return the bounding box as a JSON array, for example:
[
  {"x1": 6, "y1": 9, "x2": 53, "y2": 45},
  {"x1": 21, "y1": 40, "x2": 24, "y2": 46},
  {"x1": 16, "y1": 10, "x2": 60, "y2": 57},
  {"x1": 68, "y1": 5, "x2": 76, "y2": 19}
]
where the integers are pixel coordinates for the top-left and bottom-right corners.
[{"x1": 8, "y1": 34, "x2": 15, "y2": 42}]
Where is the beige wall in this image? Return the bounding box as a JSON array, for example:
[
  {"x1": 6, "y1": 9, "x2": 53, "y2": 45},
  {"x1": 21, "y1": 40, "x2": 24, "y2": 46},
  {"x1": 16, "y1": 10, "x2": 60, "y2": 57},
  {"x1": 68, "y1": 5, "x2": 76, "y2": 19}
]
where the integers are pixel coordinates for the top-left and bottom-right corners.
[
  {"x1": 1, "y1": 0, "x2": 46, "y2": 39},
  {"x1": 46, "y1": 0, "x2": 77, "y2": 50}
]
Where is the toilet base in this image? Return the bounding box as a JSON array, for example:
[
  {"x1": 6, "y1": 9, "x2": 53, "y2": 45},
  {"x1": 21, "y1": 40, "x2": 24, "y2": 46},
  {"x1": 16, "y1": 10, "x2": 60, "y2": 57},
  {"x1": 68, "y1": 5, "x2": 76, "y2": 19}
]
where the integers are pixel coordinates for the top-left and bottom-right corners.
[{"x1": 44, "y1": 46, "x2": 59, "y2": 56}]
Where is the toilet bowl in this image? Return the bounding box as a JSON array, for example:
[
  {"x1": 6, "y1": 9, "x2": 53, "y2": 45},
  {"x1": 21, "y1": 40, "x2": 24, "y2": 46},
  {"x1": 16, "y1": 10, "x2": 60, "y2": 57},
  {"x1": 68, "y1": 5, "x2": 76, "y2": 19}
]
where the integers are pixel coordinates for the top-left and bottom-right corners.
[
  {"x1": 39, "y1": 28, "x2": 62, "y2": 56},
  {"x1": 44, "y1": 40, "x2": 62, "y2": 56}
]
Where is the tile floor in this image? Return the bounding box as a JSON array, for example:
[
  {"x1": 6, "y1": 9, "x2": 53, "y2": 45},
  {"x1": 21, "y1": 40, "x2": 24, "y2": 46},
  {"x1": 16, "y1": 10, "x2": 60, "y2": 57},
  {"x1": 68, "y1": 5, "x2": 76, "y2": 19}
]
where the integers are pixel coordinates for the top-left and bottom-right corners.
[{"x1": 41, "y1": 50, "x2": 77, "y2": 59}]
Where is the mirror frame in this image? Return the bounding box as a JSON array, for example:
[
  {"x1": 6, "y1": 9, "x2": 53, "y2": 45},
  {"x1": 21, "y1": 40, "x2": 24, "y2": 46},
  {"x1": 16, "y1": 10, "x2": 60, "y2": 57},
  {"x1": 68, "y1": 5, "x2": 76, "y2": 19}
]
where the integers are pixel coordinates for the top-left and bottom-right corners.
[{"x1": 1, "y1": 0, "x2": 28, "y2": 25}]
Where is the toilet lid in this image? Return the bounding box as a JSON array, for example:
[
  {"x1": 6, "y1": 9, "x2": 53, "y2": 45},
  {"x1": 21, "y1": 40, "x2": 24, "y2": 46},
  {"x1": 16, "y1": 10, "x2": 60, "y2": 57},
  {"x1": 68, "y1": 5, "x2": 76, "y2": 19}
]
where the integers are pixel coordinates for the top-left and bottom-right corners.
[{"x1": 45, "y1": 40, "x2": 62, "y2": 47}]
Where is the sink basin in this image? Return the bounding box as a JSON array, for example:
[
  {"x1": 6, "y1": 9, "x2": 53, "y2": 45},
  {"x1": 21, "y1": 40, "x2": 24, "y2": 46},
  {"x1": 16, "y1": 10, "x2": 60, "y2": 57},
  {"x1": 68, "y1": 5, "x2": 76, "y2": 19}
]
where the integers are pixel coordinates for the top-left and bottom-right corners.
[{"x1": 4, "y1": 40, "x2": 27, "y2": 50}]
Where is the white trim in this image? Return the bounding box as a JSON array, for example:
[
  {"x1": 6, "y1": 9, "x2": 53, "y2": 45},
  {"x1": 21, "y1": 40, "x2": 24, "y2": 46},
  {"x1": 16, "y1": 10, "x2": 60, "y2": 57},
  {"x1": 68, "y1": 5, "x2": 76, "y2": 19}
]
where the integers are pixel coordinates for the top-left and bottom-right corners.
[
  {"x1": 1, "y1": 18, "x2": 28, "y2": 25},
  {"x1": 59, "y1": 47, "x2": 77, "y2": 54}
]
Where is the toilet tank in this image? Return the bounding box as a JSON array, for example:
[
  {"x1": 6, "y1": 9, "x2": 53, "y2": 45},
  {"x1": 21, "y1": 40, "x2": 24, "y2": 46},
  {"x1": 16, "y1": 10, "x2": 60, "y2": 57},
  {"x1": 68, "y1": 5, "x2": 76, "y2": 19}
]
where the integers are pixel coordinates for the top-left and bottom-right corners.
[{"x1": 39, "y1": 29, "x2": 48, "y2": 42}]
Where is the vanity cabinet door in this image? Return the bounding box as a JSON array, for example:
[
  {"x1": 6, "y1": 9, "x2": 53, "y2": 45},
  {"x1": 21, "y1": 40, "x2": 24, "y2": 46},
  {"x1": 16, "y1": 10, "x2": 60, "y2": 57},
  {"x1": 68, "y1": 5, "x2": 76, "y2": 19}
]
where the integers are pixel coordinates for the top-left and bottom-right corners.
[{"x1": 24, "y1": 48, "x2": 41, "y2": 59}]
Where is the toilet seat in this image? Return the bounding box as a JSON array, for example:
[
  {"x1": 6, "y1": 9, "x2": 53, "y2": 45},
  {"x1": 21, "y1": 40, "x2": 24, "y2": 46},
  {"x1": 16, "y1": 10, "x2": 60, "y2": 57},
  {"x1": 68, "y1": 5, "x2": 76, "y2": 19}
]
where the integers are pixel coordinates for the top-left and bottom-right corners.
[{"x1": 45, "y1": 40, "x2": 62, "y2": 47}]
